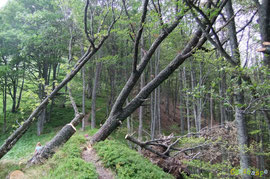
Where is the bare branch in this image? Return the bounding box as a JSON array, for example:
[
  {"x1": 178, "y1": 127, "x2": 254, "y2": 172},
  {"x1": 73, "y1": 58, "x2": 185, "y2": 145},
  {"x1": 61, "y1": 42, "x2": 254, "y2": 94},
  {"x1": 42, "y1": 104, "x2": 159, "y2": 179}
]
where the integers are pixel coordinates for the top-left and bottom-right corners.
[
  {"x1": 122, "y1": 0, "x2": 135, "y2": 41},
  {"x1": 84, "y1": 0, "x2": 96, "y2": 48},
  {"x1": 125, "y1": 134, "x2": 169, "y2": 158},
  {"x1": 186, "y1": 0, "x2": 237, "y2": 66},
  {"x1": 133, "y1": 0, "x2": 149, "y2": 73},
  {"x1": 68, "y1": 86, "x2": 79, "y2": 115},
  {"x1": 150, "y1": 0, "x2": 164, "y2": 27}
]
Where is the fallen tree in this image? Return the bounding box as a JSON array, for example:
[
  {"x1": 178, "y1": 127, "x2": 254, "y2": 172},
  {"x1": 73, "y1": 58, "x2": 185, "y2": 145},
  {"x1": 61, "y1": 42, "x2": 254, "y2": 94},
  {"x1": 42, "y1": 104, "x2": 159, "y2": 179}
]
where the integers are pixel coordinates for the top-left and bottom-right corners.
[{"x1": 125, "y1": 122, "x2": 238, "y2": 178}]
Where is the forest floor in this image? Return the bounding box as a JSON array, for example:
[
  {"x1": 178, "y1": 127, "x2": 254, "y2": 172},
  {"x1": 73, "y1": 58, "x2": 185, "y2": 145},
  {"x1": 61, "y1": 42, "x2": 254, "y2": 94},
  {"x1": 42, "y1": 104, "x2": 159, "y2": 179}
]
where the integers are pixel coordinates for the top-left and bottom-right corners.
[{"x1": 82, "y1": 144, "x2": 115, "y2": 179}]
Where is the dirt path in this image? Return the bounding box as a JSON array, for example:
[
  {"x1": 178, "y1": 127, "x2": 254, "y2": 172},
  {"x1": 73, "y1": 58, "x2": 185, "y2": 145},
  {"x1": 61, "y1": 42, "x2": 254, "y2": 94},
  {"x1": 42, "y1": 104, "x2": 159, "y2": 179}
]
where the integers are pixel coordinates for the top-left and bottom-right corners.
[{"x1": 82, "y1": 144, "x2": 115, "y2": 179}]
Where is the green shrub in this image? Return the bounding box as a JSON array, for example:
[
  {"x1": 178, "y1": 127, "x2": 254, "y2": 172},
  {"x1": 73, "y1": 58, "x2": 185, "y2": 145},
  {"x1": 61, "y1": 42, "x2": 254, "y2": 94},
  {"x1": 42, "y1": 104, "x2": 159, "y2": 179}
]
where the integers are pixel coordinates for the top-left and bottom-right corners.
[
  {"x1": 94, "y1": 140, "x2": 173, "y2": 179},
  {"x1": 47, "y1": 135, "x2": 98, "y2": 179}
]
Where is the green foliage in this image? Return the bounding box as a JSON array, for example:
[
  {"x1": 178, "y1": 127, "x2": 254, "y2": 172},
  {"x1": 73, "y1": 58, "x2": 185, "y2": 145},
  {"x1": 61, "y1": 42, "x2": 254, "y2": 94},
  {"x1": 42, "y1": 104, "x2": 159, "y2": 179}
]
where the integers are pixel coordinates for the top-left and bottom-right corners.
[
  {"x1": 0, "y1": 126, "x2": 56, "y2": 160},
  {"x1": 94, "y1": 140, "x2": 173, "y2": 179},
  {"x1": 182, "y1": 160, "x2": 233, "y2": 179},
  {"x1": 46, "y1": 135, "x2": 98, "y2": 179}
]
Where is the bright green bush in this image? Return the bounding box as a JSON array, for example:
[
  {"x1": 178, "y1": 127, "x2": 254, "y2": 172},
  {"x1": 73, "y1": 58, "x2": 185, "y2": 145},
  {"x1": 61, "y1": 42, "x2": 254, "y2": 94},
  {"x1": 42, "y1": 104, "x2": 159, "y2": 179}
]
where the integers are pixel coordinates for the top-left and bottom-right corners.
[{"x1": 94, "y1": 140, "x2": 173, "y2": 179}]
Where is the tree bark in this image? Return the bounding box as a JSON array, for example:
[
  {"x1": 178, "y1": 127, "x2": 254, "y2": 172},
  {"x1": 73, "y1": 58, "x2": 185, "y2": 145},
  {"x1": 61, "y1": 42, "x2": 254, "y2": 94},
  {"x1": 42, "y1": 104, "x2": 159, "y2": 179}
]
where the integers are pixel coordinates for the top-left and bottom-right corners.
[
  {"x1": 90, "y1": 28, "x2": 205, "y2": 143},
  {"x1": 0, "y1": 32, "x2": 111, "y2": 159},
  {"x1": 2, "y1": 73, "x2": 7, "y2": 133},
  {"x1": 225, "y1": 1, "x2": 250, "y2": 178},
  {"x1": 256, "y1": 0, "x2": 270, "y2": 68},
  {"x1": 183, "y1": 67, "x2": 190, "y2": 135},
  {"x1": 37, "y1": 60, "x2": 49, "y2": 136},
  {"x1": 16, "y1": 62, "x2": 25, "y2": 111},
  {"x1": 91, "y1": 61, "x2": 102, "y2": 129},
  {"x1": 138, "y1": 35, "x2": 145, "y2": 144},
  {"x1": 27, "y1": 113, "x2": 84, "y2": 165},
  {"x1": 179, "y1": 69, "x2": 185, "y2": 134},
  {"x1": 81, "y1": 44, "x2": 86, "y2": 131}
]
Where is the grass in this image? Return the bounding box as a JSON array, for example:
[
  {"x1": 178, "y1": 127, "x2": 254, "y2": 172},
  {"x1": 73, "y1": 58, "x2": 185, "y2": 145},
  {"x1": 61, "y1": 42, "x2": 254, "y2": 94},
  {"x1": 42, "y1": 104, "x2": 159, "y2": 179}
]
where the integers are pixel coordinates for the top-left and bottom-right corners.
[
  {"x1": 0, "y1": 86, "x2": 175, "y2": 179},
  {"x1": 43, "y1": 134, "x2": 98, "y2": 179},
  {"x1": 0, "y1": 160, "x2": 24, "y2": 178},
  {"x1": 0, "y1": 127, "x2": 99, "y2": 179},
  {"x1": 94, "y1": 140, "x2": 174, "y2": 179}
]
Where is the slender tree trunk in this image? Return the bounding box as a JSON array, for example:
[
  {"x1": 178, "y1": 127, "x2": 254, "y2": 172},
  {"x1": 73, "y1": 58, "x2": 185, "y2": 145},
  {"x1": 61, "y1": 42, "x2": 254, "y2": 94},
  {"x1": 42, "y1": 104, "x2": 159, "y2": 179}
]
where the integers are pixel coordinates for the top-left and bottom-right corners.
[
  {"x1": 91, "y1": 60, "x2": 102, "y2": 129},
  {"x1": 2, "y1": 75, "x2": 7, "y2": 133},
  {"x1": 179, "y1": 69, "x2": 185, "y2": 135},
  {"x1": 155, "y1": 45, "x2": 161, "y2": 137},
  {"x1": 190, "y1": 62, "x2": 199, "y2": 132},
  {"x1": 210, "y1": 89, "x2": 214, "y2": 128},
  {"x1": 150, "y1": 58, "x2": 155, "y2": 140},
  {"x1": 225, "y1": 1, "x2": 250, "y2": 178},
  {"x1": 16, "y1": 62, "x2": 25, "y2": 110},
  {"x1": 2, "y1": 57, "x2": 7, "y2": 133},
  {"x1": 138, "y1": 35, "x2": 145, "y2": 144},
  {"x1": 37, "y1": 61, "x2": 49, "y2": 136},
  {"x1": 81, "y1": 44, "x2": 86, "y2": 131},
  {"x1": 48, "y1": 63, "x2": 58, "y2": 122},
  {"x1": 183, "y1": 67, "x2": 190, "y2": 135},
  {"x1": 219, "y1": 66, "x2": 227, "y2": 126},
  {"x1": 11, "y1": 78, "x2": 17, "y2": 113}
]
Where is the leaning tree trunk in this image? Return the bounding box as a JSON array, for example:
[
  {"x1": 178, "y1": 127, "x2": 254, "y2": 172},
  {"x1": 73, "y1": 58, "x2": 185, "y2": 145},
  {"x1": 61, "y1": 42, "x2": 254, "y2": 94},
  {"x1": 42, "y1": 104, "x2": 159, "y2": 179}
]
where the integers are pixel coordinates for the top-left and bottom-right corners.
[
  {"x1": 0, "y1": 0, "x2": 118, "y2": 159},
  {"x1": 0, "y1": 43, "x2": 103, "y2": 159},
  {"x1": 90, "y1": 28, "x2": 205, "y2": 143},
  {"x1": 27, "y1": 113, "x2": 84, "y2": 165}
]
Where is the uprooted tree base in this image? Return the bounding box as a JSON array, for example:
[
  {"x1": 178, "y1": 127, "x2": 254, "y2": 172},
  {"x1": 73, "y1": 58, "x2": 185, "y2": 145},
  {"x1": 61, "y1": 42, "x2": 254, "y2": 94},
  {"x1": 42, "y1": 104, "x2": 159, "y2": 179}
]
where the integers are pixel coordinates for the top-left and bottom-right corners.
[{"x1": 126, "y1": 122, "x2": 242, "y2": 178}]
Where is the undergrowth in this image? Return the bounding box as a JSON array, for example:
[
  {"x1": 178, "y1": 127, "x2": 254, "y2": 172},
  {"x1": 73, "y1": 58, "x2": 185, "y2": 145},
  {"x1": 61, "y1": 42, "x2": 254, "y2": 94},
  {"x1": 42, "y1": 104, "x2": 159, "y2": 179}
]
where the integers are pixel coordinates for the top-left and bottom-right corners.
[
  {"x1": 44, "y1": 134, "x2": 98, "y2": 179},
  {"x1": 94, "y1": 140, "x2": 174, "y2": 179}
]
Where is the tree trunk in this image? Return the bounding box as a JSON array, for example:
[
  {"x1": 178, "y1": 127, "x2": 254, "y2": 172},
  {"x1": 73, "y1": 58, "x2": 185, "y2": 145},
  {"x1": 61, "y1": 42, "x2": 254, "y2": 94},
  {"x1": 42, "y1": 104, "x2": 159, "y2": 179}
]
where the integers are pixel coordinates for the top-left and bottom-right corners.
[
  {"x1": 90, "y1": 28, "x2": 205, "y2": 143},
  {"x1": 209, "y1": 89, "x2": 214, "y2": 128},
  {"x1": 16, "y1": 62, "x2": 25, "y2": 110},
  {"x1": 11, "y1": 78, "x2": 17, "y2": 113},
  {"x1": 138, "y1": 35, "x2": 145, "y2": 144},
  {"x1": 27, "y1": 113, "x2": 84, "y2": 165},
  {"x1": 82, "y1": 65, "x2": 86, "y2": 131},
  {"x1": 183, "y1": 67, "x2": 190, "y2": 135},
  {"x1": 150, "y1": 58, "x2": 155, "y2": 140},
  {"x1": 0, "y1": 41, "x2": 104, "y2": 159},
  {"x1": 256, "y1": 0, "x2": 270, "y2": 68},
  {"x1": 48, "y1": 63, "x2": 58, "y2": 122},
  {"x1": 37, "y1": 61, "x2": 49, "y2": 136},
  {"x1": 179, "y1": 68, "x2": 185, "y2": 135},
  {"x1": 2, "y1": 74, "x2": 7, "y2": 133},
  {"x1": 91, "y1": 61, "x2": 102, "y2": 129},
  {"x1": 81, "y1": 44, "x2": 86, "y2": 131},
  {"x1": 190, "y1": 62, "x2": 199, "y2": 132},
  {"x1": 225, "y1": 0, "x2": 250, "y2": 178}
]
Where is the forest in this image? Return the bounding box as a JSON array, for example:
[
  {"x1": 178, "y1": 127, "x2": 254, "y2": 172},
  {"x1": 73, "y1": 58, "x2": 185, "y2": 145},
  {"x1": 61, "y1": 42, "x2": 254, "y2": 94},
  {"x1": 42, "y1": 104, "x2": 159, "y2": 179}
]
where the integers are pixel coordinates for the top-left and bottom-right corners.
[{"x1": 0, "y1": 0, "x2": 270, "y2": 178}]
